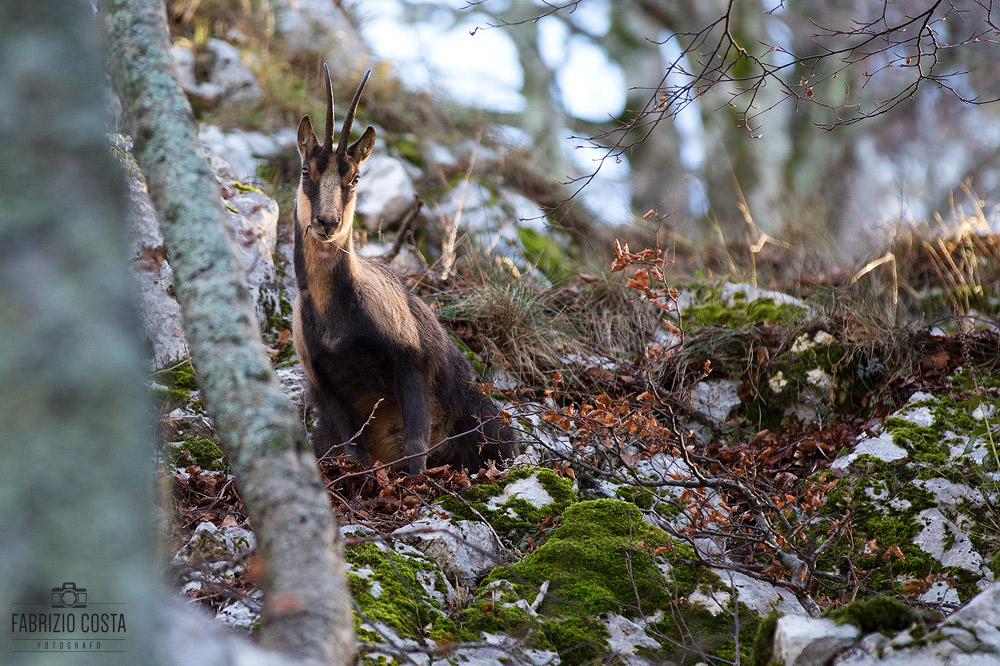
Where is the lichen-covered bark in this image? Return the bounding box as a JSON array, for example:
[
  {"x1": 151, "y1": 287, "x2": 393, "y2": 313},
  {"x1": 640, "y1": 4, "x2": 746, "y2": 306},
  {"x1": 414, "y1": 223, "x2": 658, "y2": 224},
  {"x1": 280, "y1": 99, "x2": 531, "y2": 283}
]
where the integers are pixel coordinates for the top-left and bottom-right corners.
[
  {"x1": 0, "y1": 2, "x2": 156, "y2": 664},
  {"x1": 101, "y1": 1, "x2": 356, "y2": 662}
]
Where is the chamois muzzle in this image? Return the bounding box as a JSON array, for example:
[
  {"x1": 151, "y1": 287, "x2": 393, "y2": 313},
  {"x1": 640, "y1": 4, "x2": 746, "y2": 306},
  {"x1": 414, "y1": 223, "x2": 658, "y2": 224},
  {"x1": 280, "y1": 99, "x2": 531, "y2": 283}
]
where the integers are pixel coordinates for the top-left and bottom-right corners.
[{"x1": 309, "y1": 215, "x2": 340, "y2": 241}]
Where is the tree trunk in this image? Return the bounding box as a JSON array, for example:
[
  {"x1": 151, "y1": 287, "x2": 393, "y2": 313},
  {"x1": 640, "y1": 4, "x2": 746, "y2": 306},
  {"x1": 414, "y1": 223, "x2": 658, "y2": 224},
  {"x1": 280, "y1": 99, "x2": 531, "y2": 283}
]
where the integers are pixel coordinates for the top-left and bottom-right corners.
[
  {"x1": 0, "y1": 2, "x2": 157, "y2": 664},
  {"x1": 102, "y1": 1, "x2": 356, "y2": 663}
]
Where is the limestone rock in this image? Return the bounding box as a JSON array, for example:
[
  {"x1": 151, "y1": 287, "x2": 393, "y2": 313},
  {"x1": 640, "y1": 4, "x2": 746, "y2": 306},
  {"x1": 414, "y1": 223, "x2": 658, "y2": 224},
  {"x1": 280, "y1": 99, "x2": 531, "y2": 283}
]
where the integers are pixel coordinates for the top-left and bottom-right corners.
[
  {"x1": 355, "y1": 155, "x2": 416, "y2": 232},
  {"x1": 690, "y1": 378, "x2": 742, "y2": 425},
  {"x1": 392, "y1": 514, "x2": 498, "y2": 586},
  {"x1": 170, "y1": 39, "x2": 261, "y2": 109},
  {"x1": 773, "y1": 615, "x2": 859, "y2": 666},
  {"x1": 198, "y1": 124, "x2": 296, "y2": 181},
  {"x1": 116, "y1": 134, "x2": 188, "y2": 368},
  {"x1": 116, "y1": 134, "x2": 282, "y2": 368}
]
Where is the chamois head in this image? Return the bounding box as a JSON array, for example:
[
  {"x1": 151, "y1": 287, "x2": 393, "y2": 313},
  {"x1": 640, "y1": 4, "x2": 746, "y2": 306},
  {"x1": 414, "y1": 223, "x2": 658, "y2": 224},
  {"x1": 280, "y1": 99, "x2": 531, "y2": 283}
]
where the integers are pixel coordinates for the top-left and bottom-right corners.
[{"x1": 296, "y1": 65, "x2": 376, "y2": 243}]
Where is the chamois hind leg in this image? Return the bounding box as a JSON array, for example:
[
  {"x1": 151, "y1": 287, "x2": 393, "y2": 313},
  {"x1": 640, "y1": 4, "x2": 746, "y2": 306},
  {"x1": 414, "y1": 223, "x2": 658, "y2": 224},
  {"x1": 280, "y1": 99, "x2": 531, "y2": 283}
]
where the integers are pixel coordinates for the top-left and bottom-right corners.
[
  {"x1": 309, "y1": 386, "x2": 369, "y2": 465},
  {"x1": 396, "y1": 369, "x2": 430, "y2": 475}
]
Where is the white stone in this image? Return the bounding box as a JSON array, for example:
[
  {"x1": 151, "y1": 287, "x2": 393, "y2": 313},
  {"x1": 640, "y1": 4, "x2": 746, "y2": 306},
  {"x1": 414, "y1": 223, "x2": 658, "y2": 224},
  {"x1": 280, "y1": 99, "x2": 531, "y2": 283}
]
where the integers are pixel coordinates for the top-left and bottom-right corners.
[
  {"x1": 919, "y1": 580, "x2": 962, "y2": 606},
  {"x1": 814, "y1": 330, "x2": 836, "y2": 346},
  {"x1": 605, "y1": 613, "x2": 662, "y2": 662},
  {"x1": 791, "y1": 333, "x2": 817, "y2": 354},
  {"x1": 720, "y1": 282, "x2": 810, "y2": 311},
  {"x1": 173, "y1": 522, "x2": 256, "y2": 566},
  {"x1": 355, "y1": 155, "x2": 416, "y2": 232},
  {"x1": 913, "y1": 477, "x2": 985, "y2": 508},
  {"x1": 972, "y1": 403, "x2": 997, "y2": 421},
  {"x1": 690, "y1": 378, "x2": 742, "y2": 425},
  {"x1": 895, "y1": 405, "x2": 936, "y2": 429},
  {"x1": 170, "y1": 39, "x2": 261, "y2": 109},
  {"x1": 913, "y1": 508, "x2": 985, "y2": 574},
  {"x1": 713, "y1": 570, "x2": 807, "y2": 616},
  {"x1": 115, "y1": 133, "x2": 188, "y2": 368},
  {"x1": 198, "y1": 124, "x2": 296, "y2": 181},
  {"x1": 773, "y1": 615, "x2": 858, "y2": 666},
  {"x1": 832, "y1": 432, "x2": 908, "y2": 470},
  {"x1": 214, "y1": 600, "x2": 259, "y2": 630},
  {"x1": 486, "y1": 474, "x2": 554, "y2": 511},
  {"x1": 393, "y1": 515, "x2": 498, "y2": 586},
  {"x1": 688, "y1": 589, "x2": 730, "y2": 615}
]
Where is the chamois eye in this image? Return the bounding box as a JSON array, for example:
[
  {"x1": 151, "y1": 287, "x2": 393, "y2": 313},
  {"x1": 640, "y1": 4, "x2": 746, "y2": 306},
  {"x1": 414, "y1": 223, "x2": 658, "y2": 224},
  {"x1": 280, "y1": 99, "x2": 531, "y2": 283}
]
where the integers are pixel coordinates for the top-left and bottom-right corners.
[{"x1": 301, "y1": 166, "x2": 310, "y2": 179}]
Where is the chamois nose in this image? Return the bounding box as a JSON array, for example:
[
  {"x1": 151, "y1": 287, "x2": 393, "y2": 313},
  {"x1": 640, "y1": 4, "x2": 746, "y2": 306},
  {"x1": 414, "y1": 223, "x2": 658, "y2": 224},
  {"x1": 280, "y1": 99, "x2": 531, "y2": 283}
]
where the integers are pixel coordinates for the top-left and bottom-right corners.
[{"x1": 315, "y1": 215, "x2": 336, "y2": 233}]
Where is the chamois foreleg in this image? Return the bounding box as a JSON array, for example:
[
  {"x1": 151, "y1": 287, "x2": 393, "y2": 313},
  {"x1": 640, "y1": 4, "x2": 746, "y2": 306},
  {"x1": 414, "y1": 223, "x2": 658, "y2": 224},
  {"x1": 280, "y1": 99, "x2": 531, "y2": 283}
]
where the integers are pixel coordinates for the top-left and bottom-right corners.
[
  {"x1": 395, "y1": 369, "x2": 431, "y2": 475},
  {"x1": 311, "y1": 387, "x2": 370, "y2": 465}
]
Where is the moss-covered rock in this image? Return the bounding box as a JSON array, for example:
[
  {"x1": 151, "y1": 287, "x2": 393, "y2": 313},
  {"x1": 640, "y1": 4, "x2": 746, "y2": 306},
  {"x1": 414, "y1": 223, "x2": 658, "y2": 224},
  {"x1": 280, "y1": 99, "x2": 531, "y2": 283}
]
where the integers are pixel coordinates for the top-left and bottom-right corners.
[
  {"x1": 462, "y1": 499, "x2": 763, "y2": 664},
  {"x1": 826, "y1": 596, "x2": 917, "y2": 635}
]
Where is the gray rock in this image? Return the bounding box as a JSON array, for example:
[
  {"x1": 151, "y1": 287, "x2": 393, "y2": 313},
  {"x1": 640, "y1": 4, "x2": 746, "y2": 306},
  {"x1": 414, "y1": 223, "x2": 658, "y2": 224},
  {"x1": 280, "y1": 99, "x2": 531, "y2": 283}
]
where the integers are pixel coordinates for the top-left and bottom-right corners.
[
  {"x1": 392, "y1": 515, "x2": 499, "y2": 586},
  {"x1": 355, "y1": 155, "x2": 416, "y2": 232},
  {"x1": 115, "y1": 134, "x2": 188, "y2": 367},
  {"x1": 604, "y1": 613, "x2": 661, "y2": 665},
  {"x1": 714, "y1": 570, "x2": 807, "y2": 616},
  {"x1": 912, "y1": 508, "x2": 985, "y2": 574},
  {"x1": 219, "y1": 180, "x2": 280, "y2": 327},
  {"x1": 774, "y1": 615, "x2": 859, "y2": 666},
  {"x1": 485, "y1": 473, "x2": 554, "y2": 511},
  {"x1": 116, "y1": 133, "x2": 282, "y2": 368},
  {"x1": 832, "y1": 582, "x2": 1000, "y2": 665},
  {"x1": 690, "y1": 378, "x2": 742, "y2": 425},
  {"x1": 170, "y1": 39, "x2": 261, "y2": 109},
  {"x1": 198, "y1": 124, "x2": 297, "y2": 181},
  {"x1": 832, "y1": 432, "x2": 908, "y2": 470}
]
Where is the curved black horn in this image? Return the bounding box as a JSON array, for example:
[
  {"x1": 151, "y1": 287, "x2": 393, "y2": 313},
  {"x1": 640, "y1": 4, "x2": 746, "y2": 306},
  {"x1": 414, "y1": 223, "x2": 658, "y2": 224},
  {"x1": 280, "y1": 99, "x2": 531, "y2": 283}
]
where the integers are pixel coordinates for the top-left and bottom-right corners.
[
  {"x1": 323, "y1": 63, "x2": 334, "y2": 152},
  {"x1": 336, "y1": 69, "x2": 372, "y2": 156}
]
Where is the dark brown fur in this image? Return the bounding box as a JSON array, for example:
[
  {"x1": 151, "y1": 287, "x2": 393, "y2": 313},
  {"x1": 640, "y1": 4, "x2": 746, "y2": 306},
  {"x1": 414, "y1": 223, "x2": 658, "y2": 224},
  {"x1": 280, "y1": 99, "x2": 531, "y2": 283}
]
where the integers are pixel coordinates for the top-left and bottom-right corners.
[{"x1": 292, "y1": 67, "x2": 518, "y2": 474}]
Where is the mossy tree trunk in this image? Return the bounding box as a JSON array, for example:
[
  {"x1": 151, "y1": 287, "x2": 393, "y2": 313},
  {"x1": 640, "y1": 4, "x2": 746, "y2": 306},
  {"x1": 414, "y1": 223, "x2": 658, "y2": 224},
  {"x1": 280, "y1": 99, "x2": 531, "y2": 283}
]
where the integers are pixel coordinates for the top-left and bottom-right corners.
[
  {"x1": 0, "y1": 2, "x2": 157, "y2": 664},
  {"x1": 102, "y1": 1, "x2": 356, "y2": 663}
]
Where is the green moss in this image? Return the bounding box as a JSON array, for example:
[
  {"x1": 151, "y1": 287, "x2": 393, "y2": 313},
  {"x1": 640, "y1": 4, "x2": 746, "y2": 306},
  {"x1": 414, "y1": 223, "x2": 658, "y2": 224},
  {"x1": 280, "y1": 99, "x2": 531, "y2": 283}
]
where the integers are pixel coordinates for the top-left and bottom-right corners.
[
  {"x1": 518, "y1": 227, "x2": 570, "y2": 283},
  {"x1": 465, "y1": 500, "x2": 718, "y2": 663},
  {"x1": 347, "y1": 542, "x2": 459, "y2": 643},
  {"x1": 615, "y1": 485, "x2": 656, "y2": 510},
  {"x1": 990, "y1": 552, "x2": 1000, "y2": 579},
  {"x1": 686, "y1": 296, "x2": 806, "y2": 329},
  {"x1": 439, "y1": 467, "x2": 577, "y2": 544},
  {"x1": 390, "y1": 137, "x2": 424, "y2": 167},
  {"x1": 448, "y1": 331, "x2": 487, "y2": 379},
  {"x1": 826, "y1": 596, "x2": 916, "y2": 635},
  {"x1": 155, "y1": 360, "x2": 198, "y2": 403},
  {"x1": 172, "y1": 438, "x2": 226, "y2": 471},
  {"x1": 748, "y1": 612, "x2": 781, "y2": 666}
]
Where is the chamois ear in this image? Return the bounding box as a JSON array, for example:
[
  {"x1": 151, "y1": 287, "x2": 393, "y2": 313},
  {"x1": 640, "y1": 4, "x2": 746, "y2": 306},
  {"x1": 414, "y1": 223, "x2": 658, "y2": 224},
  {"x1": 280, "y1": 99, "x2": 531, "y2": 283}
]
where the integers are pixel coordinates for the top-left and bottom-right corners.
[
  {"x1": 297, "y1": 115, "x2": 319, "y2": 161},
  {"x1": 348, "y1": 126, "x2": 376, "y2": 165}
]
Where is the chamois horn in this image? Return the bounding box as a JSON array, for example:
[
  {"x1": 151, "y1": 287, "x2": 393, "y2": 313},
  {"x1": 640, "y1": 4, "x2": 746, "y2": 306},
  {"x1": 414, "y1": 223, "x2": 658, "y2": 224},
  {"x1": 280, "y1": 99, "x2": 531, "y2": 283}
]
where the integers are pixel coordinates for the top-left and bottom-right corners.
[
  {"x1": 336, "y1": 68, "x2": 372, "y2": 156},
  {"x1": 323, "y1": 63, "x2": 334, "y2": 152}
]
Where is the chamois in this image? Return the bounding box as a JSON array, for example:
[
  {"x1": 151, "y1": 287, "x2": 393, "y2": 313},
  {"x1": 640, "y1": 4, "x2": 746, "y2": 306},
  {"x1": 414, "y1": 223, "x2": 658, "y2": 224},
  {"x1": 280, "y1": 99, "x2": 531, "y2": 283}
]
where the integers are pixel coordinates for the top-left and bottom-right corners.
[{"x1": 292, "y1": 65, "x2": 519, "y2": 474}]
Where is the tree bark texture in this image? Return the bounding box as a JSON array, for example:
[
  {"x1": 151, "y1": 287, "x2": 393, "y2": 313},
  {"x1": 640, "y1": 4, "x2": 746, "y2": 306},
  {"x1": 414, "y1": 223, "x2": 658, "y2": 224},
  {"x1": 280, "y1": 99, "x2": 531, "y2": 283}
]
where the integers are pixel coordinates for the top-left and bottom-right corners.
[
  {"x1": 102, "y1": 1, "x2": 356, "y2": 663},
  {"x1": 0, "y1": 2, "x2": 157, "y2": 665}
]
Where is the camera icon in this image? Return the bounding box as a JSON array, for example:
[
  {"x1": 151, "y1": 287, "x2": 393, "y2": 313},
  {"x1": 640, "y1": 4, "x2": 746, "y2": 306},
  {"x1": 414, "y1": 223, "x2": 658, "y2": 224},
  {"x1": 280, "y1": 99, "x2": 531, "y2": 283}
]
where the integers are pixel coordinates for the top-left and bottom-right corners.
[{"x1": 51, "y1": 582, "x2": 87, "y2": 608}]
